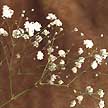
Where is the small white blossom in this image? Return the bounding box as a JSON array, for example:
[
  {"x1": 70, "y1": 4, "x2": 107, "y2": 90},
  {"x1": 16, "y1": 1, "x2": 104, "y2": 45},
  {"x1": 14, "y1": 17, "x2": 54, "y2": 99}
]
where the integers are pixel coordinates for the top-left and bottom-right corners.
[
  {"x1": 12, "y1": 28, "x2": 24, "y2": 38},
  {"x1": 91, "y1": 60, "x2": 98, "y2": 69},
  {"x1": 59, "y1": 59, "x2": 65, "y2": 65},
  {"x1": 16, "y1": 53, "x2": 21, "y2": 59},
  {"x1": 99, "y1": 100, "x2": 105, "y2": 108},
  {"x1": 74, "y1": 27, "x2": 78, "y2": 32},
  {"x1": 83, "y1": 39, "x2": 94, "y2": 49},
  {"x1": 42, "y1": 29, "x2": 50, "y2": 36},
  {"x1": 58, "y1": 50, "x2": 66, "y2": 58},
  {"x1": 24, "y1": 21, "x2": 41, "y2": 36},
  {"x1": 78, "y1": 48, "x2": 84, "y2": 55},
  {"x1": 100, "y1": 49, "x2": 108, "y2": 59},
  {"x1": 46, "y1": 13, "x2": 57, "y2": 20},
  {"x1": 70, "y1": 100, "x2": 76, "y2": 107},
  {"x1": 2, "y1": 5, "x2": 14, "y2": 19},
  {"x1": 71, "y1": 67, "x2": 77, "y2": 73},
  {"x1": 78, "y1": 57, "x2": 85, "y2": 63},
  {"x1": 76, "y1": 95, "x2": 84, "y2": 104},
  {"x1": 86, "y1": 86, "x2": 94, "y2": 95},
  {"x1": 97, "y1": 89, "x2": 105, "y2": 98},
  {"x1": 58, "y1": 80, "x2": 64, "y2": 85},
  {"x1": 95, "y1": 54, "x2": 103, "y2": 64},
  {"x1": 75, "y1": 62, "x2": 82, "y2": 68},
  {"x1": 49, "y1": 54, "x2": 57, "y2": 62},
  {"x1": 48, "y1": 63, "x2": 57, "y2": 71},
  {"x1": 37, "y1": 51, "x2": 44, "y2": 60},
  {"x1": 0, "y1": 28, "x2": 8, "y2": 36},
  {"x1": 47, "y1": 47, "x2": 54, "y2": 54},
  {"x1": 51, "y1": 19, "x2": 62, "y2": 27},
  {"x1": 33, "y1": 41, "x2": 39, "y2": 48}
]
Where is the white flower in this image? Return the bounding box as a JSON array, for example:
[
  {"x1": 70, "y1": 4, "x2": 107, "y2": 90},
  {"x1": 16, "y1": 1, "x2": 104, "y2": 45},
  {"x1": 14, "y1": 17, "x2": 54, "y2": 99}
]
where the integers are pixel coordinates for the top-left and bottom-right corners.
[
  {"x1": 47, "y1": 46, "x2": 54, "y2": 54},
  {"x1": 71, "y1": 67, "x2": 77, "y2": 73},
  {"x1": 98, "y1": 89, "x2": 105, "y2": 98},
  {"x1": 46, "y1": 13, "x2": 57, "y2": 20},
  {"x1": 42, "y1": 29, "x2": 50, "y2": 36},
  {"x1": 91, "y1": 60, "x2": 98, "y2": 69},
  {"x1": 34, "y1": 22, "x2": 42, "y2": 31},
  {"x1": 70, "y1": 100, "x2": 76, "y2": 107},
  {"x1": 49, "y1": 54, "x2": 57, "y2": 62},
  {"x1": 0, "y1": 28, "x2": 8, "y2": 36},
  {"x1": 32, "y1": 41, "x2": 39, "y2": 48},
  {"x1": 37, "y1": 51, "x2": 44, "y2": 60},
  {"x1": 22, "y1": 34, "x2": 29, "y2": 40},
  {"x1": 58, "y1": 80, "x2": 64, "y2": 85},
  {"x1": 86, "y1": 86, "x2": 94, "y2": 95},
  {"x1": 24, "y1": 21, "x2": 41, "y2": 36},
  {"x1": 60, "y1": 59, "x2": 65, "y2": 65},
  {"x1": 83, "y1": 39, "x2": 94, "y2": 49},
  {"x1": 78, "y1": 48, "x2": 84, "y2": 55},
  {"x1": 58, "y1": 50, "x2": 66, "y2": 57},
  {"x1": 2, "y1": 5, "x2": 14, "y2": 19},
  {"x1": 75, "y1": 62, "x2": 82, "y2": 68},
  {"x1": 16, "y1": 53, "x2": 21, "y2": 59},
  {"x1": 78, "y1": 57, "x2": 85, "y2": 63},
  {"x1": 100, "y1": 49, "x2": 108, "y2": 59},
  {"x1": 99, "y1": 100, "x2": 105, "y2": 108},
  {"x1": 12, "y1": 28, "x2": 24, "y2": 38},
  {"x1": 51, "y1": 74, "x2": 57, "y2": 82},
  {"x1": 76, "y1": 95, "x2": 84, "y2": 104},
  {"x1": 51, "y1": 19, "x2": 62, "y2": 27},
  {"x1": 48, "y1": 63, "x2": 57, "y2": 71},
  {"x1": 95, "y1": 54, "x2": 103, "y2": 64}
]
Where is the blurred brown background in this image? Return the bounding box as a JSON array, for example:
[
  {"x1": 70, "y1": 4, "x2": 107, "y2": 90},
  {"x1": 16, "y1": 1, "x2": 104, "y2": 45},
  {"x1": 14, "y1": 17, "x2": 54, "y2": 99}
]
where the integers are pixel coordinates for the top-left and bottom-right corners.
[{"x1": 0, "y1": 0, "x2": 108, "y2": 108}]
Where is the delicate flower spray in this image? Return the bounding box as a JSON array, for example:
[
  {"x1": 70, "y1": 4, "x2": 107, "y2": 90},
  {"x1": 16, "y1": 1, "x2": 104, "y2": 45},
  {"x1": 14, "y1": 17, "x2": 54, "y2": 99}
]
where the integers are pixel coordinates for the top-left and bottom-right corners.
[{"x1": 0, "y1": 5, "x2": 107, "y2": 108}]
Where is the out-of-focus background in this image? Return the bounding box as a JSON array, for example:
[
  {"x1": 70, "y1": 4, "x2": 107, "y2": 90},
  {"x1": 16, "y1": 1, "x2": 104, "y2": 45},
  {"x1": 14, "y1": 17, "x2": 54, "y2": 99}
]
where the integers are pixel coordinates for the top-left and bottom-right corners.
[{"x1": 0, "y1": 0, "x2": 108, "y2": 108}]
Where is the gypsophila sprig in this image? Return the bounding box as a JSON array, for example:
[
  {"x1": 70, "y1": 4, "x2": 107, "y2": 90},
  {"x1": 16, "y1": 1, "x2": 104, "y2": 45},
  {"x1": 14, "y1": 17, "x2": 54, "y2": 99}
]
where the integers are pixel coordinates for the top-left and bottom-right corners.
[{"x1": 0, "y1": 4, "x2": 108, "y2": 108}]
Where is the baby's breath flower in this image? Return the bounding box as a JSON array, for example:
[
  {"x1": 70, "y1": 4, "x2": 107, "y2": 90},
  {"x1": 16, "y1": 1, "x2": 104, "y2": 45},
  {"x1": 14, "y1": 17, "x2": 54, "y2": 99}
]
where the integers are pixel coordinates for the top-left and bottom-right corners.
[
  {"x1": 58, "y1": 80, "x2": 64, "y2": 85},
  {"x1": 42, "y1": 29, "x2": 50, "y2": 36},
  {"x1": 100, "y1": 49, "x2": 108, "y2": 59},
  {"x1": 70, "y1": 100, "x2": 76, "y2": 107},
  {"x1": 91, "y1": 60, "x2": 98, "y2": 69},
  {"x1": 75, "y1": 62, "x2": 82, "y2": 68},
  {"x1": 95, "y1": 54, "x2": 103, "y2": 64},
  {"x1": 2, "y1": 5, "x2": 14, "y2": 19},
  {"x1": 58, "y1": 50, "x2": 66, "y2": 58},
  {"x1": 51, "y1": 19, "x2": 62, "y2": 27},
  {"x1": 46, "y1": 13, "x2": 57, "y2": 20},
  {"x1": 71, "y1": 67, "x2": 77, "y2": 73},
  {"x1": 76, "y1": 95, "x2": 84, "y2": 104},
  {"x1": 49, "y1": 54, "x2": 57, "y2": 62},
  {"x1": 47, "y1": 46, "x2": 54, "y2": 54},
  {"x1": 22, "y1": 34, "x2": 29, "y2": 40},
  {"x1": 24, "y1": 21, "x2": 41, "y2": 36},
  {"x1": 37, "y1": 51, "x2": 44, "y2": 60},
  {"x1": 83, "y1": 39, "x2": 94, "y2": 49},
  {"x1": 86, "y1": 86, "x2": 94, "y2": 95},
  {"x1": 99, "y1": 100, "x2": 105, "y2": 108},
  {"x1": 48, "y1": 63, "x2": 57, "y2": 71},
  {"x1": 32, "y1": 41, "x2": 39, "y2": 48},
  {"x1": 77, "y1": 57, "x2": 85, "y2": 63},
  {"x1": 59, "y1": 59, "x2": 65, "y2": 65},
  {"x1": 78, "y1": 48, "x2": 84, "y2": 55},
  {"x1": 12, "y1": 28, "x2": 24, "y2": 38},
  {"x1": 16, "y1": 53, "x2": 21, "y2": 59},
  {"x1": 97, "y1": 89, "x2": 105, "y2": 98},
  {"x1": 74, "y1": 27, "x2": 78, "y2": 32},
  {"x1": 0, "y1": 28, "x2": 8, "y2": 36}
]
